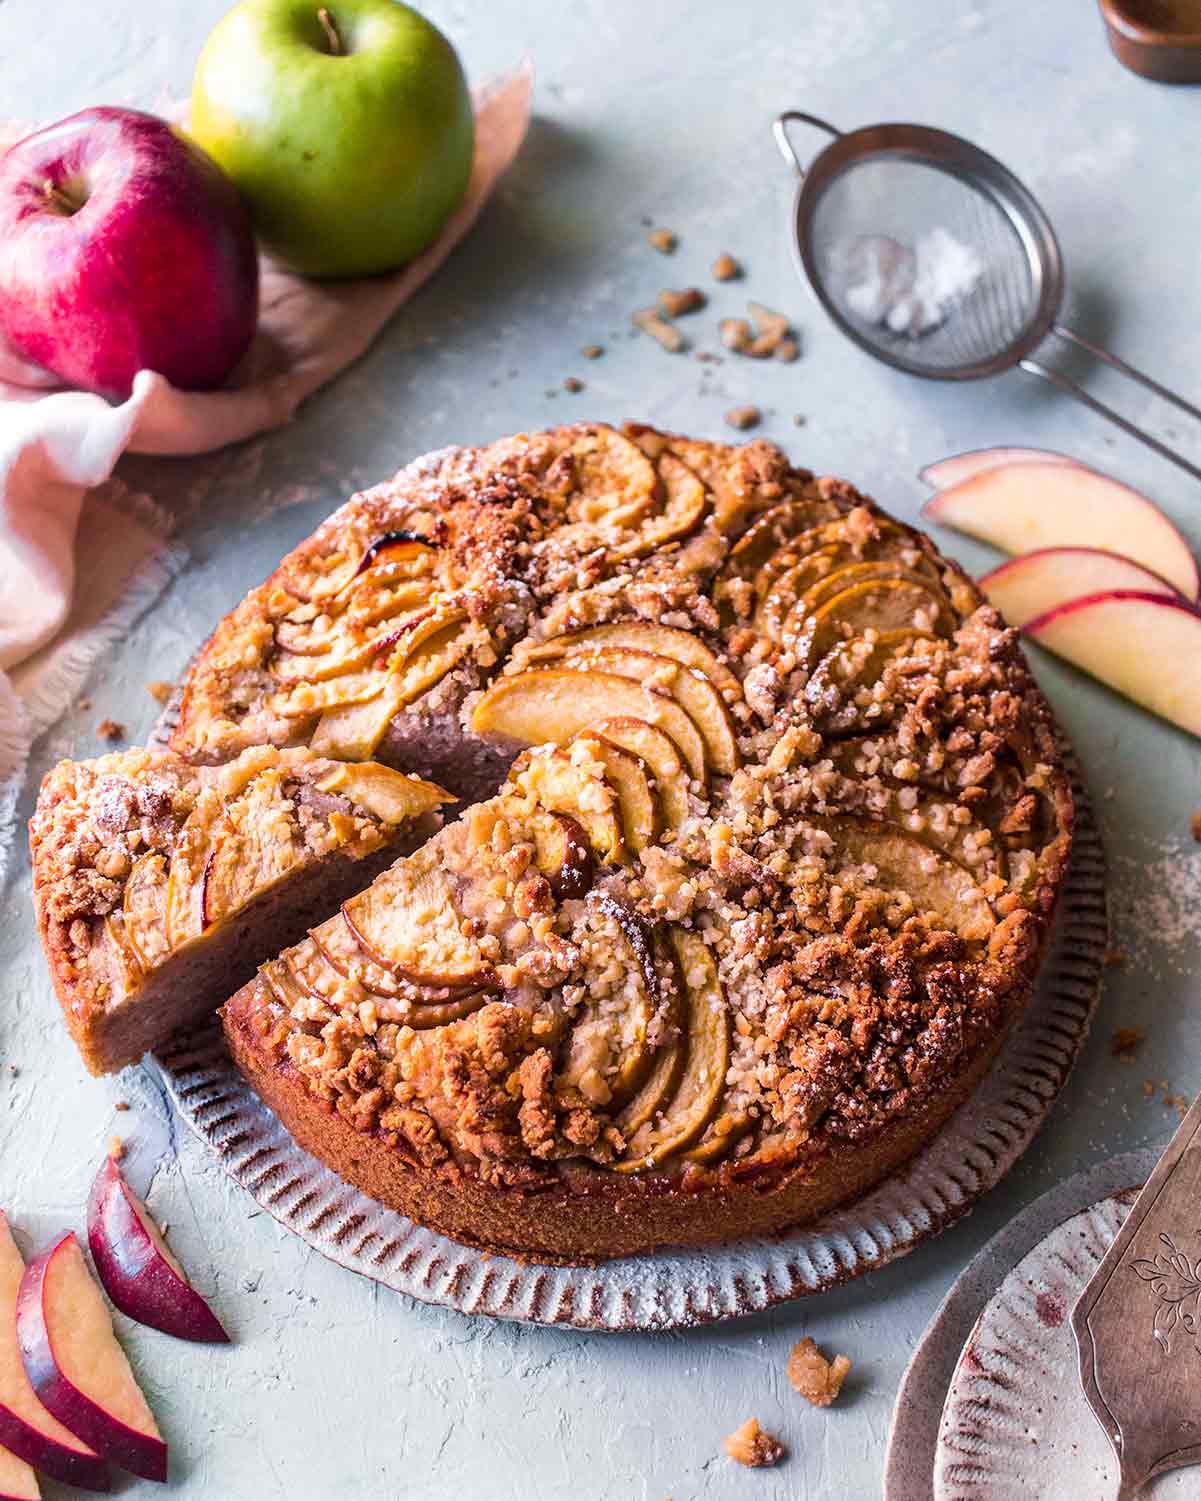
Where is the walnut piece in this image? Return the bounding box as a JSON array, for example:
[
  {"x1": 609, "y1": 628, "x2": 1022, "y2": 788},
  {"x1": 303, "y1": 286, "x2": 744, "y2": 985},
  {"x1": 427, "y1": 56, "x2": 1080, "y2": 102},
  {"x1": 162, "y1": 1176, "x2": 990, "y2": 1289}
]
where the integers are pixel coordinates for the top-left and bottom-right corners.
[
  {"x1": 563, "y1": 377, "x2": 584, "y2": 394},
  {"x1": 712, "y1": 252, "x2": 742, "y2": 281},
  {"x1": 724, "y1": 1417, "x2": 786, "y2": 1468},
  {"x1": 720, "y1": 317, "x2": 752, "y2": 351},
  {"x1": 96, "y1": 719, "x2": 126, "y2": 742},
  {"x1": 580, "y1": 344, "x2": 604, "y2": 359},
  {"x1": 648, "y1": 227, "x2": 677, "y2": 254},
  {"x1": 146, "y1": 680, "x2": 174, "y2": 705},
  {"x1": 658, "y1": 286, "x2": 706, "y2": 318},
  {"x1": 788, "y1": 1337, "x2": 851, "y2": 1407},
  {"x1": 632, "y1": 307, "x2": 686, "y2": 353},
  {"x1": 725, "y1": 405, "x2": 761, "y2": 431}
]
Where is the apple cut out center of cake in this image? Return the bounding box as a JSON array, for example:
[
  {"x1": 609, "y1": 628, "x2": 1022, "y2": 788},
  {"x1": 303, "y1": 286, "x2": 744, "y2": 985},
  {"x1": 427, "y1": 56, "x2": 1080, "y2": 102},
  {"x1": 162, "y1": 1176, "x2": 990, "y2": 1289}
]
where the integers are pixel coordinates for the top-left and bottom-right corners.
[{"x1": 33, "y1": 423, "x2": 1073, "y2": 1261}]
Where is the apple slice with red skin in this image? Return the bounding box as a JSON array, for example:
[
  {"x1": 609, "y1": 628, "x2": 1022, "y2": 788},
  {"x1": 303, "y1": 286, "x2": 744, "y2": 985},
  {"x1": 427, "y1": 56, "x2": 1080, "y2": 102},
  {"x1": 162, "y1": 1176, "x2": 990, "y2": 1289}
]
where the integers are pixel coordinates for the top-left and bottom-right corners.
[
  {"x1": 0, "y1": 1213, "x2": 109, "y2": 1493},
  {"x1": 0, "y1": 1443, "x2": 38, "y2": 1501},
  {"x1": 87, "y1": 1156, "x2": 228, "y2": 1345},
  {"x1": 1024, "y1": 590, "x2": 1201, "y2": 738},
  {"x1": 16, "y1": 1234, "x2": 167, "y2": 1483},
  {"x1": 918, "y1": 447, "x2": 1078, "y2": 489},
  {"x1": 980, "y1": 546, "x2": 1180, "y2": 627},
  {"x1": 921, "y1": 461, "x2": 1199, "y2": 600}
]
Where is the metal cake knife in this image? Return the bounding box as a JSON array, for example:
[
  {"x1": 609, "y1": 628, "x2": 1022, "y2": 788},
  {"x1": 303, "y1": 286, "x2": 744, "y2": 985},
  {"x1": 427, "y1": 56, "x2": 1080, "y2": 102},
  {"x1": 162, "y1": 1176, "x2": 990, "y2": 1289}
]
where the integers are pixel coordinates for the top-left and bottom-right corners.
[{"x1": 1072, "y1": 1089, "x2": 1201, "y2": 1498}]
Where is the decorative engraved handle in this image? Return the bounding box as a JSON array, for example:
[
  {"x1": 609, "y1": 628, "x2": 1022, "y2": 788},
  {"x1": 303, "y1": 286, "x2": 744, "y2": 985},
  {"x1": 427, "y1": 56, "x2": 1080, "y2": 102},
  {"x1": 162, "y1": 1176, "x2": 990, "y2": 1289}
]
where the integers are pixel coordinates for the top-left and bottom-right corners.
[{"x1": 1073, "y1": 1091, "x2": 1201, "y2": 1500}]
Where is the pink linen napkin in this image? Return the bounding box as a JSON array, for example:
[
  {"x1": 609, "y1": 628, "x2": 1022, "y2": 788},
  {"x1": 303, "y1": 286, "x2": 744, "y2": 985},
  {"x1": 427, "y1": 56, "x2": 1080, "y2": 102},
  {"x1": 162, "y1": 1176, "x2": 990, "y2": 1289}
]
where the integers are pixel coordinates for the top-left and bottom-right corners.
[{"x1": 0, "y1": 62, "x2": 533, "y2": 885}]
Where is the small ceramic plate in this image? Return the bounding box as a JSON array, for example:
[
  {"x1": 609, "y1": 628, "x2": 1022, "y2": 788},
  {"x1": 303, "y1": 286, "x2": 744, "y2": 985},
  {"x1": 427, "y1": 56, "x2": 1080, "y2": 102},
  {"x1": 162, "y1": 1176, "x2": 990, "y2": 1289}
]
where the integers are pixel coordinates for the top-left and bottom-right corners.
[
  {"x1": 150, "y1": 694, "x2": 1107, "y2": 1330},
  {"x1": 933, "y1": 1188, "x2": 1196, "y2": 1497},
  {"x1": 884, "y1": 1149, "x2": 1163, "y2": 1499}
]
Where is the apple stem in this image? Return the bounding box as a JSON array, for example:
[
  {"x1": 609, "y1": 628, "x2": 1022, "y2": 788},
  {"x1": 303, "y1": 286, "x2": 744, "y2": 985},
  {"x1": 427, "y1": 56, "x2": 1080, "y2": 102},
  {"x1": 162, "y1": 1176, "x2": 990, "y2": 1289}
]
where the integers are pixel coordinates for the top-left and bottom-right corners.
[
  {"x1": 317, "y1": 7, "x2": 343, "y2": 54},
  {"x1": 43, "y1": 177, "x2": 81, "y2": 216}
]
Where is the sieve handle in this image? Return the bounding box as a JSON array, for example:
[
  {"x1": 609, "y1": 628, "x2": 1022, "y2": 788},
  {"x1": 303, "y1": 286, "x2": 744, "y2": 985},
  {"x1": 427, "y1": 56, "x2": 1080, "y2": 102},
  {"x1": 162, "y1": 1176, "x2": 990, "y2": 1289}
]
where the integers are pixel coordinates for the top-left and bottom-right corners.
[
  {"x1": 1021, "y1": 344, "x2": 1201, "y2": 484},
  {"x1": 773, "y1": 112, "x2": 843, "y2": 178}
]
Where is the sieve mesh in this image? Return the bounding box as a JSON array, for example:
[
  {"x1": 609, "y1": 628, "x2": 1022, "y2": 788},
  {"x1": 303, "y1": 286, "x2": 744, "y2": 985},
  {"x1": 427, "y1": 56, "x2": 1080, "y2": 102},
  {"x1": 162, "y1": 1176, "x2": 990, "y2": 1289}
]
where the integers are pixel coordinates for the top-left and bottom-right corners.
[{"x1": 805, "y1": 155, "x2": 1037, "y2": 376}]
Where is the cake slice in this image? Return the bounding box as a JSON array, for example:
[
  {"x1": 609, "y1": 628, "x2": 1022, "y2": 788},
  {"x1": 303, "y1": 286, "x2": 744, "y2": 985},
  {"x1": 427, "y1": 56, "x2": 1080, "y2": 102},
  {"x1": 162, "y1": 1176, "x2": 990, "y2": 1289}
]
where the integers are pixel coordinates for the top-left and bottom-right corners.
[{"x1": 30, "y1": 746, "x2": 452, "y2": 1075}]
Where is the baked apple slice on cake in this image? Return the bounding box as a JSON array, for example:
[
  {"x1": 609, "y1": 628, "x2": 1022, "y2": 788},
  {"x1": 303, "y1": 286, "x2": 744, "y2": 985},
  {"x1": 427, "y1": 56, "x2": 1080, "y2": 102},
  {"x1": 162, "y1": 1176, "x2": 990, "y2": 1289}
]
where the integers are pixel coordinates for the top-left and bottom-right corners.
[{"x1": 31, "y1": 746, "x2": 451, "y2": 1074}]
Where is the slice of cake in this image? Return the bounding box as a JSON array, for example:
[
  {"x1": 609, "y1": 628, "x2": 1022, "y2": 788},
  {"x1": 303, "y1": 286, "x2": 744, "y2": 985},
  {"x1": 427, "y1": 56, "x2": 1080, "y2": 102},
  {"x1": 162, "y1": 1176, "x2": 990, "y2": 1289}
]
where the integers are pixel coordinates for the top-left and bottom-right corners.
[{"x1": 30, "y1": 746, "x2": 451, "y2": 1074}]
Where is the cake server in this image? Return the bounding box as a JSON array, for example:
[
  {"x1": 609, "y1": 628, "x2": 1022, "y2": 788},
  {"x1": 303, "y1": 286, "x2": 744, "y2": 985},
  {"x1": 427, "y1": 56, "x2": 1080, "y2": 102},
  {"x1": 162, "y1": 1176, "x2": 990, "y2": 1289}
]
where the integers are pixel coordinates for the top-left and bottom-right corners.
[
  {"x1": 1072, "y1": 1089, "x2": 1201, "y2": 1498},
  {"x1": 772, "y1": 111, "x2": 1201, "y2": 481}
]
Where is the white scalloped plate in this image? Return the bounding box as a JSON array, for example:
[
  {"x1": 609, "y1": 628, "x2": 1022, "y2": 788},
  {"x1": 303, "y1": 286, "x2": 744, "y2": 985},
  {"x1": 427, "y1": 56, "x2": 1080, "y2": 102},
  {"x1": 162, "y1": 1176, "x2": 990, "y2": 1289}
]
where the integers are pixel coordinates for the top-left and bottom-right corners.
[
  {"x1": 148, "y1": 736, "x2": 1106, "y2": 1330},
  {"x1": 932, "y1": 1188, "x2": 1195, "y2": 1498}
]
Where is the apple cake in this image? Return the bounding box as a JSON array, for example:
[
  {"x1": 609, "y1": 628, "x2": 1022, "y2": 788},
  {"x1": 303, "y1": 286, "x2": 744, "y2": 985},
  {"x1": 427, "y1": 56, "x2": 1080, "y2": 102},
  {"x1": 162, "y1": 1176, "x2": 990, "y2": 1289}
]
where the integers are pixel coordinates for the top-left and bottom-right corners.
[{"x1": 32, "y1": 423, "x2": 1073, "y2": 1262}]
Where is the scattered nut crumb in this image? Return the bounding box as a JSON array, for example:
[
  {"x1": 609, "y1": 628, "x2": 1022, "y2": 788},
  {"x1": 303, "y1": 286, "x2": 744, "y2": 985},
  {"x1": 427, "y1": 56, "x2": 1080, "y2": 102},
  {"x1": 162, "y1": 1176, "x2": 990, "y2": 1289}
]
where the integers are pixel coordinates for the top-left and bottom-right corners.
[
  {"x1": 793, "y1": 414, "x2": 807, "y2": 426},
  {"x1": 724, "y1": 1417, "x2": 785, "y2": 1468},
  {"x1": 581, "y1": 344, "x2": 604, "y2": 360},
  {"x1": 1191, "y1": 809, "x2": 1201, "y2": 842},
  {"x1": 114, "y1": 1100, "x2": 130, "y2": 1112},
  {"x1": 563, "y1": 376, "x2": 584, "y2": 393},
  {"x1": 632, "y1": 307, "x2": 686, "y2": 353},
  {"x1": 96, "y1": 719, "x2": 125, "y2": 742},
  {"x1": 1104, "y1": 948, "x2": 1128, "y2": 969},
  {"x1": 146, "y1": 680, "x2": 174, "y2": 705},
  {"x1": 77, "y1": 696, "x2": 92, "y2": 713},
  {"x1": 108, "y1": 1135, "x2": 125, "y2": 1161},
  {"x1": 788, "y1": 1337, "x2": 852, "y2": 1407},
  {"x1": 7, "y1": 1065, "x2": 18, "y2": 1078},
  {"x1": 1145, "y1": 1078, "x2": 1193, "y2": 1117},
  {"x1": 720, "y1": 317, "x2": 752, "y2": 351},
  {"x1": 1111, "y1": 1026, "x2": 1145, "y2": 1063},
  {"x1": 1144, "y1": 1078, "x2": 1156, "y2": 1097},
  {"x1": 712, "y1": 253, "x2": 742, "y2": 281},
  {"x1": 748, "y1": 301, "x2": 790, "y2": 340},
  {"x1": 657, "y1": 286, "x2": 706, "y2": 318},
  {"x1": 695, "y1": 350, "x2": 722, "y2": 364},
  {"x1": 775, "y1": 336, "x2": 800, "y2": 363},
  {"x1": 725, "y1": 405, "x2": 761, "y2": 431},
  {"x1": 648, "y1": 227, "x2": 677, "y2": 254}
]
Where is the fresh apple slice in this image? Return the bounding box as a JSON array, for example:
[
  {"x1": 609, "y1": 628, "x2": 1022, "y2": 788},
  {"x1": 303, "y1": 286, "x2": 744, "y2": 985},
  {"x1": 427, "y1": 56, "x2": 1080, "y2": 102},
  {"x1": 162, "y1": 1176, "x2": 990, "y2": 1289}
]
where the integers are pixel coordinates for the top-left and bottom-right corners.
[
  {"x1": 16, "y1": 1235, "x2": 167, "y2": 1483},
  {"x1": 1024, "y1": 590, "x2": 1201, "y2": 738},
  {"x1": 87, "y1": 1156, "x2": 228, "y2": 1344},
  {"x1": 919, "y1": 447, "x2": 1078, "y2": 489},
  {"x1": 0, "y1": 1443, "x2": 38, "y2": 1501},
  {"x1": 921, "y1": 462, "x2": 1200, "y2": 600},
  {"x1": 979, "y1": 546, "x2": 1179, "y2": 627},
  {"x1": 472, "y1": 668, "x2": 708, "y2": 783},
  {"x1": 0, "y1": 1214, "x2": 109, "y2": 1492}
]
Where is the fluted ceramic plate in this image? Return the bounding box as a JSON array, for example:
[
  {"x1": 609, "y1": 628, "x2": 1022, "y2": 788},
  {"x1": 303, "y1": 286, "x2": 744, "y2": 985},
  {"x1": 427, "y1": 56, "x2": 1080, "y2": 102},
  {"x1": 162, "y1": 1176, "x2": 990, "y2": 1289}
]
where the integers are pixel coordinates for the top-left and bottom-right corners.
[
  {"x1": 932, "y1": 1188, "x2": 1195, "y2": 1498},
  {"x1": 150, "y1": 684, "x2": 1106, "y2": 1329}
]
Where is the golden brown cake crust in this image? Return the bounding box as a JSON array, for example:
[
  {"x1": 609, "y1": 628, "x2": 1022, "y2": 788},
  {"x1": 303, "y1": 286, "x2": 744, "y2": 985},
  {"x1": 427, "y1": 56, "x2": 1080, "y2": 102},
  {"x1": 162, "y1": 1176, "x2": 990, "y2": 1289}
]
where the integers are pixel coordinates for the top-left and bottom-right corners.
[{"x1": 156, "y1": 421, "x2": 1078, "y2": 1263}]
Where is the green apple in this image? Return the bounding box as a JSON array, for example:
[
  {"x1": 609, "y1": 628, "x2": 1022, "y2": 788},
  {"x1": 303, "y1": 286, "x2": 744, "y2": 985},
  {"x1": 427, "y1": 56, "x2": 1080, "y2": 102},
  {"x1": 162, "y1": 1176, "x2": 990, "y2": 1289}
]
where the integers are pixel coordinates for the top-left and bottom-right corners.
[{"x1": 190, "y1": 0, "x2": 474, "y2": 279}]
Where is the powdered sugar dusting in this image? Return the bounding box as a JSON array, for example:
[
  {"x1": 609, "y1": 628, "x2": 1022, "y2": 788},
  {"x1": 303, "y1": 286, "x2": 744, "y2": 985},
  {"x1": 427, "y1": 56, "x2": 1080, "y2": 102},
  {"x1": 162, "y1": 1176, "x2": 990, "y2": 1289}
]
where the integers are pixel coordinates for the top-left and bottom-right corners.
[{"x1": 1113, "y1": 843, "x2": 1201, "y2": 978}]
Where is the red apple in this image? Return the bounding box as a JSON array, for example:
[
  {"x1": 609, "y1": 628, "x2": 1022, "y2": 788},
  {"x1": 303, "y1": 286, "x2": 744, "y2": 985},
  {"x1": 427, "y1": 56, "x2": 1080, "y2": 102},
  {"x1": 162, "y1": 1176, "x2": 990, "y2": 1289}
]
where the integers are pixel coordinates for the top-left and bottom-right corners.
[
  {"x1": 0, "y1": 107, "x2": 258, "y2": 401},
  {"x1": 87, "y1": 1156, "x2": 228, "y2": 1345},
  {"x1": 16, "y1": 1235, "x2": 167, "y2": 1484},
  {"x1": 0, "y1": 1213, "x2": 109, "y2": 1492}
]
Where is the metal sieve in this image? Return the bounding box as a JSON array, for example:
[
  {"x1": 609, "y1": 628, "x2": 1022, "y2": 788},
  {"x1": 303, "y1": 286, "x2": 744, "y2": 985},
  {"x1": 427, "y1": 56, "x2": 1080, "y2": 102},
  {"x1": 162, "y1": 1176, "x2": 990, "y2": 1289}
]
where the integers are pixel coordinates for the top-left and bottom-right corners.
[{"x1": 774, "y1": 112, "x2": 1201, "y2": 481}]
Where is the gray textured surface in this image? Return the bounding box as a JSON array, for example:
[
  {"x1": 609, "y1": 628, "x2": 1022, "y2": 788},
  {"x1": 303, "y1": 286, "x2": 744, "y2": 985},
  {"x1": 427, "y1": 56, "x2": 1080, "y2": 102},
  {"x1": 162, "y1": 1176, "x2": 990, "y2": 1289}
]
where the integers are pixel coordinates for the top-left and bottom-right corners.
[{"x1": 3, "y1": 1, "x2": 1201, "y2": 1496}]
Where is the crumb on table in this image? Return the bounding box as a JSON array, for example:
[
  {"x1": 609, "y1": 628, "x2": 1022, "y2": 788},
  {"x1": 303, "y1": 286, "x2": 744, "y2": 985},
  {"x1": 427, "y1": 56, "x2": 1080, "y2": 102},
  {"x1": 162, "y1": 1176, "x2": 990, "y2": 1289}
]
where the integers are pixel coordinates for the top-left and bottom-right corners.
[
  {"x1": 1110, "y1": 1026, "x2": 1145, "y2": 1063},
  {"x1": 724, "y1": 1417, "x2": 785, "y2": 1468},
  {"x1": 96, "y1": 719, "x2": 126, "y2": 742},
  {"x1": 1191, "y1": 809, "x2": 1201, "y2": 842},
  {"x1": 658, "y1": 287, "x2": 706, "y2": 318},
  {"x1": 563, "y1": 376, "x2": 584, "y2": 393},
  {"x1": 581, "y1": 344, "x2": 604, "y2": 360},
  {"x1": 788, "y1": 1337, "x2": 852, "y2": 1407},
  {"x1": 648, "y1": 227, "x2": 677, "y2": 254},
  {"x1": 725, "y1": 405, "x2": 761, "y2": 431},
  {"x1": 632, "y1": 307, "x2": 686, "y2": 353},
  {"x1": 712, "y1": 252, "x2": 742, "y2": 281},
  {"x1": 147, "y1": 680, "x2": 174, "y2": 705},
  {"x1": 114, "y1": 1100, "x2": 130, "y2": 1112}
]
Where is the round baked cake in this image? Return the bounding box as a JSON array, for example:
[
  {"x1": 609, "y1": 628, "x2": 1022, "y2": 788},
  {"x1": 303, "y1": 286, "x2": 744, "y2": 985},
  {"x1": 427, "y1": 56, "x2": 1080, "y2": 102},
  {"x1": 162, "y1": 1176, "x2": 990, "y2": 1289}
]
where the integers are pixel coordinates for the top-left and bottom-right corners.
[{"x1": 163, "y1": 424, "x2": 1069, "y2": 1261}]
